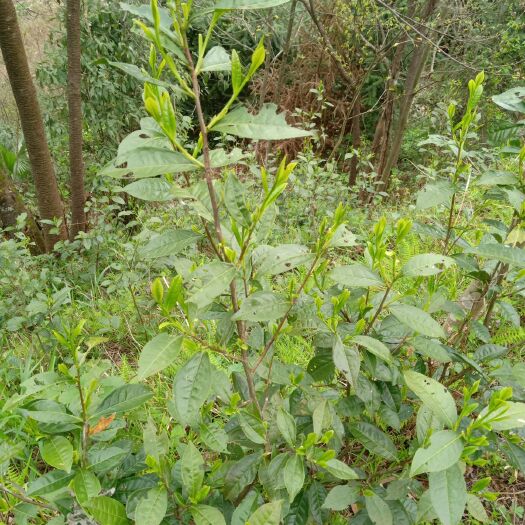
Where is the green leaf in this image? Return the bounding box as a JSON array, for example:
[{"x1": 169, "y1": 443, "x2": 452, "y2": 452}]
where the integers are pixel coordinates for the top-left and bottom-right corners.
[
  {"x1": 106, "y1": 61, "x2": 175, "y2": 90},
  {"x1": 332, "y1": 335, "x2": 360, "y2": 387},
  {"x1": 137, "y1": 334, "x2": 182, "y2": 380},
  {"x1": 464, "y1": 243, "x2": 525, "y2": 267},
  {"x1": 492, "y1": 87, "x2": 525, "y2": 113},
  {"x1": 284, "y1": 455, "x2": 304, "y2": 502},
  {"x1": 410, "y1": 430, "x2": 463, "y2": 476},
  {"x1": 350, "y1": 422, "x2": 398, "y2": 461},
  {"x1": 181, "y1": 442, "x2": 205, "y2": 497},
  {"x1": 365, "y1": 492, "x2": 393, "y2": 525},
  {"x1": 71, "y1": 470, "x2": 101, "y2": 505},
  {"x1": 22, "y1": 400, "x2": 81, "y2": 425},
  {"x1": 119, "y1": 147, "x2": 198, "y2": 178},
  {"x1": 402, "y1": 253, "x2": 456, "y2": 277},
  {"x1": 239, "y1": 410, "x2": 266, "y2": 444},
  {"x1": 92, "y1": 384, "x2": 153, "y2": 419},
  {"x1": 230, "y1": 49, "x2": 243, "y2": 92},
  {"x1": 404, "y1": 371, "x2": 457, "y2": 428},
  {"x1": 412, "y1": 337, "x2": 452, "y2": 363},
  {"x1": 215, "y1": 0, "x2": 291, "y2": 9},
  {"x1": 173, "y1": 352, "x2": 212, "y2": 427},
  {"x1": 232, "y1": 291, "x2": 289, "y2": 322},
  {"x1": 27, "y1": 470, "x2": 75, "y2": 496},
  {"x1": 139, "y1": 230, "x2": 201, "y2": 259},
  {"x1": 322, "y1": 484, "x2": 359, "y2": 511},
  {"x1": 466, "y1": 494, "x2": 489, "y2": 523},
  {"x1": 246, "y1": 500, "x2": 283, "y2": 525},
  {"x1": 479, "y1": 401, "x2": 525, "y2": 430},
  {"x1": 191, "y1": 505, "x2": 226, "y2": 525},
  {"x1": 329, "y1": 263, "x2": 384, "y2": 288},
  {"x1": 390, "y1": 304, "x2": 445, "y2": 339},
  {"x1": 224, "y1": 173, "x2": 251, "y2": 226},
  {"x1": 255, "y1": 244, "x2": 314, "y2": 276},
  {"x1": 352, "y1": 335, "x2": 392, "y2": 364},
  {"x1": 276, "y1": 408, "x2": 296, "y2": 446},
  {"x1": 84, "y1": 496, "x2": 129, "y2": 525},
  {"x1": 39, "y1": 436, "x2": 73, "y2": 473},
  {"x1": 187, "y1": 262, "x2": 237, "y2": 309},
  {"x1": 477, "y1": 170, "x2": 518, "y2": 186},
  {"x1": 212, "y1": 104, "x2": 311, "y2": 140},
  {"x1": 429, "y1": 464, "x2": 466, "y2": 525},
  {"x1": 201, "y1": 46, "x2": 231, "y2": 72},
  {"x1": 199, "y1": 423, "x2": 229, "y2": 453},
  {"x1": 323, "y1": 459, "x2": 359, "y2": 480},
  {"x1": 134, "y1": 487, "x2": 167, "y2": 525},
  {"x1": 416, "y1": 180, "x2": 454, "y2": 210},
  {"x1": 224, "y1": 453, "x2": 261, "y2": 501},
  {"x1": 88, "y1": 447, "x2": 128, "y2": 473},
  {"x1": 231, "y1": 491, "x2": 259, "y2": 525},
  {"x1": 123, "y1": 178, "x2": 173, "y2": 201}
]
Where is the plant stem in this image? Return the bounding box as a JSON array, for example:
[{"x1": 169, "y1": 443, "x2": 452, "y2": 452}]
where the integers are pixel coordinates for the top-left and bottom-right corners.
[{"x1": 0, "y1": 482, "x2": 56, "y2": 511}]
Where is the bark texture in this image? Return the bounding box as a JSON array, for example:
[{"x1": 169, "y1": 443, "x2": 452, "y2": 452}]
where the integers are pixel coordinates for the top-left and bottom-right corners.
[
  {"x1": 67, "y1": 0, "x2": 87, "y2": 239},
  {"x1": 0, "y1": 0, "x2": 67, "y2": 250}
]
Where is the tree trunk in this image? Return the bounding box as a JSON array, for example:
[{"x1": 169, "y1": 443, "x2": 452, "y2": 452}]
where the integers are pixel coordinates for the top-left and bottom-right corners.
[
  {"x1": 377, "y1": 0, "x2": 440, "y2": 191},
  {"x1": 0, "y1": 0, "x2": 67, "y2": 251},
  {"x1": 0, "y1": 165, "x2": 46, "y2": 253},
  {"x1": 67, "y1": 0, "x2": 87, "y2": 239}
]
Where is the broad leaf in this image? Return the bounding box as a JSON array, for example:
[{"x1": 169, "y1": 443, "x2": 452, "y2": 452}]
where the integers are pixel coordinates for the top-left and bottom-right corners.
[
  {"x1": 402, "y1": 253, "x2": 455, "y2": 277},
  {"x1": 404, "y1": 371, "x2": 457, "y2": 428},
  {"x1": 27, "y1": 470, "x2": 75, "y2": 496},
  {"x1": 139, "y1": 230, "x2": 201, "y2": 259},
  {"x1": 416, "y1": 180, "x2": 454, "y2": 210},
  {"x1": 352, "y1": 335, "x2": 392, "y2": 364},
  {"x1": 201, "y1": 46, "x2": 231, "y2": 72},
  {"x1": 123, "y1": 178, "x2": 173, "y2": 201},
  {"x1": 212, "y1": 104, "x2": 311, "y2": 140},
  {"x1": 187, "y1": 262, "x2": 237, "y2": 309},
  {"x1": 322, "y1": 484, "x2": 359, "y2": 510},
  {"x1": 92, "y1": 384, "x2": 153, "y2": 419},
  {"x1": 224, "y1": 453, "x2": 261, "y2": 501},
  {"x1": 88, "y1": 447, "x2": 128, "y2": 473},
  {"x1": 284, "y1": 455, "x2": 304, "y2": 502},
  {"x1": 117, "y1": 147, "x2": 198, "y2": 178},
  {"x1": 465, "y1": 243, "x2": 525, "y2": 267},
  {"x1": 246, "y1": 501, "x2": 283, "y2": 525},
  {"x1": 350, "y1": 422, "x2": 398, "y2": 461},
  {"x1": 191, "y1": 505, "x2": 227, "y2": 525},
  {"x1": 39, "y1": 436, "x2": 73, "y2": 473},
  {"x1": 84, "y1": 496, "x2": 129, "y2": 525},
  {"x1": 410, "y1": 430, "x2": 463, "y2": 475},
  {"x1": 134, "y1": 487, "x2": 168, "y2": 525},
  {"x1": 71, "y1": 470, "x2": 101, "y2": 505},
  {"x1": 429, "y1": 464, "x2": 466, "y2": 525},
  {"x1": 199, "y1": 423, "x2": 229, "y2": 453},
  {"x1": 181, "y1": 443, "x2": 205, "y2": 497},
  {"x1": 255, "y1": 244, "x2": 314, "y2": 276},
  {"x1": 332, "y1": 336, "x2": 360, "y2": 387},
  {"x1": 323, "y1": 458, "x2": 359, "y2": 480},
  {"x1": 276, "y1": 408, "x2": 296, "y2": 446},
  {"x1": 232, "y1": 291, "x2": 289, "y2": 322},
  {"x1": 365, "y1": 492, "x2": 393, "y2": 525},
  {"x1": 173, "y1": 352, "x2": 212, "y2": 427},
  {"x1": 390, "y1": 304, "x2": 445, "y2": 339},
  {"x1": 239, "y1": 410, "x2": 266, "y2": 444},
  {"x1": 329, "y1": 263, "x2": 384, "y2": 288},
  {"x1": 136, "y1": 334, "x2": 182, "y2": 380},
  {"x1": 466, "y1": 494, "x2": 489, "y2": 523},
  {"x1": 492, "y1": 87, "x2": 525, "y2": 113}
]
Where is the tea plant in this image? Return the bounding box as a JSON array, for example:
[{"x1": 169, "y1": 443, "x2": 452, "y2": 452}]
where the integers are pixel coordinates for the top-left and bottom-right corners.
[{"x1": 2, "y1": 2, "x2": 525, "y2": 525}]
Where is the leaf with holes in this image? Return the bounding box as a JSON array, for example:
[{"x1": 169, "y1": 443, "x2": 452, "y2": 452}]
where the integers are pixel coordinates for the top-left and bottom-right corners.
[{"x1": 404, "y1": 371, "x2": 457, "y2": 428}]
